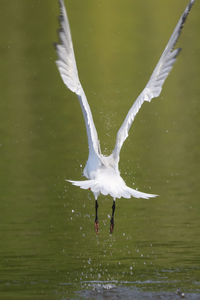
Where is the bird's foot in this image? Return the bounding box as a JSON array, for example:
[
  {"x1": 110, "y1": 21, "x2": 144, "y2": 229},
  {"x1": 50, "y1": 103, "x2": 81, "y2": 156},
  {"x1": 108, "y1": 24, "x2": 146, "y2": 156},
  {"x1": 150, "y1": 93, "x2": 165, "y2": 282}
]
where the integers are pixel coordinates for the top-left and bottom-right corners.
[
  {"x1": 94, "y1": 220, "x2": 99, "y2": 234},
  {"x1": 110, "y1": 218, "x2": 114, "y2": 234}
]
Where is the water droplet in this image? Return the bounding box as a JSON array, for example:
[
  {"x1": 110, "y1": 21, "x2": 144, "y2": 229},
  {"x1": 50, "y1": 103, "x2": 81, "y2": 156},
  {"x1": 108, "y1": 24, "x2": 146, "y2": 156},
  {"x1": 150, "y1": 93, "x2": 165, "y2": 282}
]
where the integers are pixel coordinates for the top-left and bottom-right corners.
[{"x1": 88, "y1": 258, "x2": 91, "y2": 264}]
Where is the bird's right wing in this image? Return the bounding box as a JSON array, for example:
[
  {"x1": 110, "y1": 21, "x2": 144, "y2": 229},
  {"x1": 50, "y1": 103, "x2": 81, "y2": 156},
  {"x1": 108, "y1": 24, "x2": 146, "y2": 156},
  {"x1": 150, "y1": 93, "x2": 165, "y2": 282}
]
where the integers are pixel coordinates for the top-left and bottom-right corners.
[
  {"x1": 55, "y1": 0, "x2": 101, "y2": 156},
  {"x1": 112, "y1": 0, "x2": 195, "y2": 162}
]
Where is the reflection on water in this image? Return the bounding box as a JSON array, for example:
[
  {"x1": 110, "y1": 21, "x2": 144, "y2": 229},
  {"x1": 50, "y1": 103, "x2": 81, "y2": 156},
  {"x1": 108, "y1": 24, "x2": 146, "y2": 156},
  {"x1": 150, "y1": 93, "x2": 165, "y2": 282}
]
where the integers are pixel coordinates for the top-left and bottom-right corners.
[{"x1": 0, "y1": 0, "x2": 200, "y2": 299}]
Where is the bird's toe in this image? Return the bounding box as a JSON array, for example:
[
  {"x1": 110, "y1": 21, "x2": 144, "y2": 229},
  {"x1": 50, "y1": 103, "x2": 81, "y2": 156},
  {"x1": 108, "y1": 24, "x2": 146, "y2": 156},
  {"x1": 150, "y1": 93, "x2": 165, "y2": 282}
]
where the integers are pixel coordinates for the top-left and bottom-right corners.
[
  {"x1": 110, "y1": 218, "x2": 114, "y2": 234},
  {"x1": 94, "y1": 220, "x2": 99, "y2": 234}
]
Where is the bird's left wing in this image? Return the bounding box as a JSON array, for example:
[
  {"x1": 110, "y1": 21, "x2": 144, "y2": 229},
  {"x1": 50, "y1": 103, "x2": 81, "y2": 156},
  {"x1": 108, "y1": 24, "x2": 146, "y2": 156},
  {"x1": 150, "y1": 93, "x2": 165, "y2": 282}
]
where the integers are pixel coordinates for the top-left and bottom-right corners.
[
  {"x1": 112, "y1": 0, "x2": 195, "y2": 162},
  {"x1": 55, "y1": 0, "x2": 100, "y2": 156}
]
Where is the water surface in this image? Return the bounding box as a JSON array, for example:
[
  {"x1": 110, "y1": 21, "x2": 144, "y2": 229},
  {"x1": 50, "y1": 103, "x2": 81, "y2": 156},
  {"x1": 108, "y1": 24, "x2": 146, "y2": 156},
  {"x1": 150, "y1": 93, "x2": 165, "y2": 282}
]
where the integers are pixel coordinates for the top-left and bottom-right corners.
[{"x1": 0, "y1": 0, "x2": 199, "y2": 299}]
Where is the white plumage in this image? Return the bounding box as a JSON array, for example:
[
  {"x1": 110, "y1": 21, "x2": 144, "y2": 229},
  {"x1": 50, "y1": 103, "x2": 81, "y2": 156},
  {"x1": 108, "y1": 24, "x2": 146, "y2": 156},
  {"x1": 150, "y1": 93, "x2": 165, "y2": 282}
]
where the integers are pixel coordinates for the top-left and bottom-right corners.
[{"x1": 55, "y1": 0, "x2": 195, "y2": 202}]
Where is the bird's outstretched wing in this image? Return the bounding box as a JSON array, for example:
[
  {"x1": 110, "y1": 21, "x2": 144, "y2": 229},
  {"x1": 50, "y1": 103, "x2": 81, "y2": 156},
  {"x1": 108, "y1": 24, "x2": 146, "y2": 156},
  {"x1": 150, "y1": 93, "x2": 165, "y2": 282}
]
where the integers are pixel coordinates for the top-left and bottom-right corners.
[
  {"x1": 55, "y1": 0, "x2": 100, "y2": 156},
  {"x1": 112, "y1": 0, "x2": 195, "y2": 162}
]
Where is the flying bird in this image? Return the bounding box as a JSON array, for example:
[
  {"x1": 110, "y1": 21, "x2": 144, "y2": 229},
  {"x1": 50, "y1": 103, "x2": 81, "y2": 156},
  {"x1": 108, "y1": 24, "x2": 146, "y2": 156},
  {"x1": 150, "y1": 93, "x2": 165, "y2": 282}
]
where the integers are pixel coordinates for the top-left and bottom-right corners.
[{"x1": 55, "y1": 0, "x2": 195, "y2": 233}]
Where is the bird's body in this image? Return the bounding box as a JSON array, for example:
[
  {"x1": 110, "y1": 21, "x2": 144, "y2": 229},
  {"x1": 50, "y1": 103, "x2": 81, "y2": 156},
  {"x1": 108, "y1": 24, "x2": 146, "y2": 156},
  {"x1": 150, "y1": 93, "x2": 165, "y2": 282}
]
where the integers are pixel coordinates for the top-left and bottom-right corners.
[
  {"x1": 55, "y1": 0, "x2": 195, "y2": 232},
  {"x1": 70, "y1": 152, "x2": 156, "y2": 200}
]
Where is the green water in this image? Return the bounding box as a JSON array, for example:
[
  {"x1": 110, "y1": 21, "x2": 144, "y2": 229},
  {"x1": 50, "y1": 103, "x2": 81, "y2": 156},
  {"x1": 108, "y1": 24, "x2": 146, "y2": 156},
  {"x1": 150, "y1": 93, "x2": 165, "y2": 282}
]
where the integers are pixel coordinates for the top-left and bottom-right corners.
[{"x1": 0, "y1": 0, "x2": 199, "y2": 299}]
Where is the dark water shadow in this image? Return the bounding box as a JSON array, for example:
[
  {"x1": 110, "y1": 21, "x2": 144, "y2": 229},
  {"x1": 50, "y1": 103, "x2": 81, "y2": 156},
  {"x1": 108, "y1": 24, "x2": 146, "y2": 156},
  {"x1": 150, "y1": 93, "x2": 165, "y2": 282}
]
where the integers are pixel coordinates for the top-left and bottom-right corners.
[{"x1": 74, "y1": 281, "x2": 200, "y2": 300}]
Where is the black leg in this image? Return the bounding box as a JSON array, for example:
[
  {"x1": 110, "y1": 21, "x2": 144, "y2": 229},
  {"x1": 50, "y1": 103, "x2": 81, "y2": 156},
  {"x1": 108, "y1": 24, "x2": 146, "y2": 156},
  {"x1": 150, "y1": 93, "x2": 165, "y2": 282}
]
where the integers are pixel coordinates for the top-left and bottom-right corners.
[
  {"x1": 94, "y1": 200, "x2": 99, "y2": 234},
  {"x1": 110, "y1": 200, "x2": 116, "y2": 234}
]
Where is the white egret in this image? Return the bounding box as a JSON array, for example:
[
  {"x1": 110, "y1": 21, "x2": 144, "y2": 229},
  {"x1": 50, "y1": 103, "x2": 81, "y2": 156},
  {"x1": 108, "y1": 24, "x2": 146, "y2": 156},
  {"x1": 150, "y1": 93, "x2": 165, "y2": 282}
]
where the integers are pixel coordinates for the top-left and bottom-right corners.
[{"x1": 55, "y1": 0, "x2": 195, "y2": 233}]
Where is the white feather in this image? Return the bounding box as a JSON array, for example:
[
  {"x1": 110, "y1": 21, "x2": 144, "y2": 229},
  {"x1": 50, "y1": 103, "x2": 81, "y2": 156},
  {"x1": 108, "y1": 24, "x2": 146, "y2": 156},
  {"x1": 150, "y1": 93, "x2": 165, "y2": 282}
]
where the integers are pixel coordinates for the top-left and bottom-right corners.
[
  {"x1": 56, "y1": 0, "x2": 195, "y2": 200},
  {"x1": 55, "y1": 0, "x2": 101, "y2": 157},
  {"x1": 113, "y1": 0, "x2": 195, "y2": 161}
]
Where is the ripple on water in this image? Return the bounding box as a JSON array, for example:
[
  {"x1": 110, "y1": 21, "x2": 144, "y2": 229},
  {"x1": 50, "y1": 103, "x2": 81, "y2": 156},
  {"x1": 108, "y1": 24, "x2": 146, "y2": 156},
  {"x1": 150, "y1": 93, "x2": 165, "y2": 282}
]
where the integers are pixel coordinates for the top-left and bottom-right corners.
[{"x1": 76, "y1": 281, "x2": 200, "y2": 300}]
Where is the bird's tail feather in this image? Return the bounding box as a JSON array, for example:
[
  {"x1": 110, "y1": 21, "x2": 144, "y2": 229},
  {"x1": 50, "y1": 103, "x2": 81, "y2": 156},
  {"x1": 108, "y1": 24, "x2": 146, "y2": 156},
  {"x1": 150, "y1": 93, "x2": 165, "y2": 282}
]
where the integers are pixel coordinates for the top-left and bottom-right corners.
[
  {"x1": 67, "y1": 179, "x2": 158, "y2": 200},
  {"x1": 126, "y1": 186, "x2": 158, "y2": 199}
]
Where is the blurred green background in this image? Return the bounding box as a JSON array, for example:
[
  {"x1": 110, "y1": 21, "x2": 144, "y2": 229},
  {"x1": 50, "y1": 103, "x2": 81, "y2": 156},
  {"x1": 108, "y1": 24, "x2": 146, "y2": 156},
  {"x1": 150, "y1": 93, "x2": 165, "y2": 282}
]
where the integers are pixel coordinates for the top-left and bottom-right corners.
[{"x1": 0, "y1": 0, "x2": 199, "y2": 299}]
